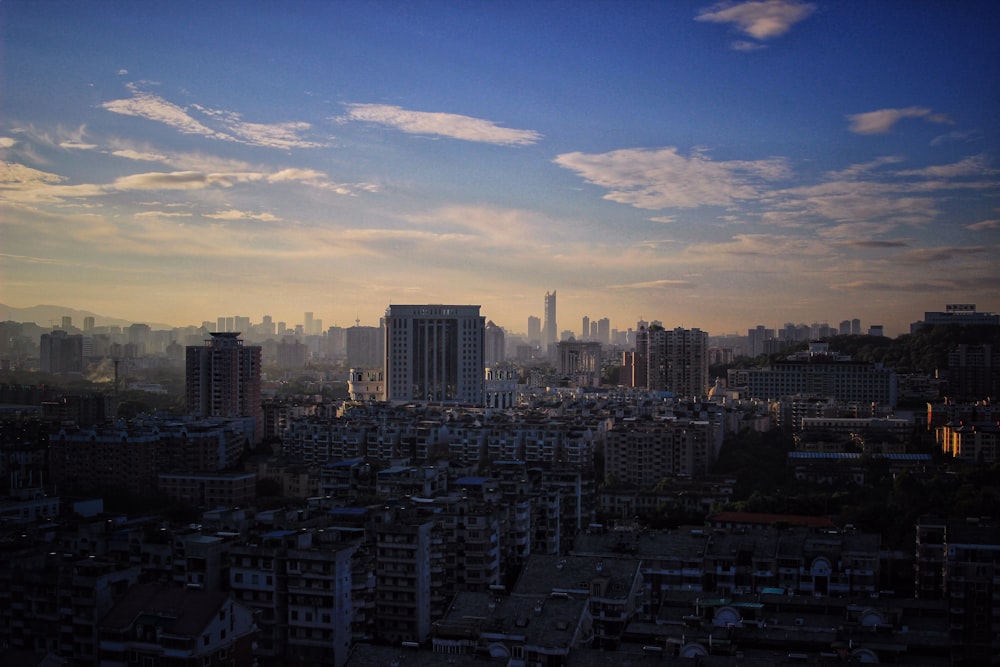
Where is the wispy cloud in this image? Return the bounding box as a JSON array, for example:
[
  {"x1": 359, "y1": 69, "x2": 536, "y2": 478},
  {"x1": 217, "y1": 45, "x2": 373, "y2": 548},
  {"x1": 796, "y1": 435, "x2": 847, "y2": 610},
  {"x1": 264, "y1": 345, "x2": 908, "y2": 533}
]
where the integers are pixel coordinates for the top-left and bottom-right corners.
[
  {"x1": 609, "y1": 278, "x2": 696, "y2": 290},
  {"x1": 342, "y1": 104, "x2": 542, "y2": 146},
  {"x1": 553, "y1": 146, "x2": 788, "y2": 209},
  {"x1": 696, "y1": 0, "x2": 815, "y2": 47},
  {"x1": 101, "y1": 83, "x2": 223, "y2": 138},
  {"x1": 966, "y1": 219, "x2": 1000, "y2": 231},
  {"x1": 101, "y1": 82, "x2": 327, "y2": 149},
  {"x1": 846, "y1": 107, "x2": 953, "y2": 134},
  {"x1": 205, "y1": 209, "x2": 280, "y2": 222}
]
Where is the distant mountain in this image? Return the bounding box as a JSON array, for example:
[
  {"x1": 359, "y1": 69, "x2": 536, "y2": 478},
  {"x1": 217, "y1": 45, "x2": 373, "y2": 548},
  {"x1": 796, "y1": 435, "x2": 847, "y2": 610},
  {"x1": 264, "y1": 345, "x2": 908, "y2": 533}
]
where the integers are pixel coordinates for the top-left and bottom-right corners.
[{"x1": 0, "y1": 303, "x2": 174, "y2": 330}]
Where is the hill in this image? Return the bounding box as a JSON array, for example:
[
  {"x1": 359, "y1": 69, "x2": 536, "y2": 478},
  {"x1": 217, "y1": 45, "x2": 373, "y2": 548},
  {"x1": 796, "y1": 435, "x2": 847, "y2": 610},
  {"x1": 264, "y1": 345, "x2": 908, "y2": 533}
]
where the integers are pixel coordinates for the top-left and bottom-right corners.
[{"x1": 0, "y1": 303, "x2": 174, "y2": 330}]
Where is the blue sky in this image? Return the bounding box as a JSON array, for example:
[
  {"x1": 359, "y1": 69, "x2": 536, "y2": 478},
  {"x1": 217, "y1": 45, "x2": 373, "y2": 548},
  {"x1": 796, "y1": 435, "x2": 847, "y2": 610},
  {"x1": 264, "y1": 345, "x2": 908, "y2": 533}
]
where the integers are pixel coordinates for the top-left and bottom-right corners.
[{"x1": 2, "y1": 1, "x2": 998, "y2": 337}]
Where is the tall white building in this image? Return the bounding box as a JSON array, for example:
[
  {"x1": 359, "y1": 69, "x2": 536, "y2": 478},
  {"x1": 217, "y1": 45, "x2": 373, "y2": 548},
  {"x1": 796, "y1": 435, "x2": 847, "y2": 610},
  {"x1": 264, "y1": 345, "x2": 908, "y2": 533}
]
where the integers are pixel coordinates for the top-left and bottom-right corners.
[{"x1": 384, "y1": 305, "x2": 485, "y2": 404}]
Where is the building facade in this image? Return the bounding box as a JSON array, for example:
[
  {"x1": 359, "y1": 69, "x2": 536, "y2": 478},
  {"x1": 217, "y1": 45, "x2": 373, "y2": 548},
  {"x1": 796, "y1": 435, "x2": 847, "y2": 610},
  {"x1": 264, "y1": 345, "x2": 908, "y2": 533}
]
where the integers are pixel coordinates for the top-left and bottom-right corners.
[
  {"x1": 185, "y1": 332, "x2": 262, "y2": 441},
  {"x1": 384, "y1": 305, "x2": 485, "y2": 405}
]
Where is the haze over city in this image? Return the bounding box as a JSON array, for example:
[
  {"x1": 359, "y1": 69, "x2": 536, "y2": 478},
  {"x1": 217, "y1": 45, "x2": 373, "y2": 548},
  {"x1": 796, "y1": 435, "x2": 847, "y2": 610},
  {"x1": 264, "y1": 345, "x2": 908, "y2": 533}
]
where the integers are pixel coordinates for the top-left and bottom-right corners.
[{"x1": 2, "y1": 1, "x2": 998, "y2": 337}]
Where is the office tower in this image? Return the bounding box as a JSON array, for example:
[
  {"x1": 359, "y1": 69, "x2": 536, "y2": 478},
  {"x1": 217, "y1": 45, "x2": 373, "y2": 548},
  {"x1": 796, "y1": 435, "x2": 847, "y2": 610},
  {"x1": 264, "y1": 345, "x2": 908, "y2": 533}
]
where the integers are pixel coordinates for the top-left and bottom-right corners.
[
  {"x1": 581, "y1": 316, "x2": 590, "y2": 340},
  {"x1": 527, "y1": 315, "x2": 541, "y2": 344},
  {"x1": 646, "y1": 327, "x2": 708, "y2": 398},
  {"x1": 234, "y1": 315, "x2": 251, "y2": 333},
  {"x1": 83, "y1": 316, "x2": 95, "y2": 332},
  {"x1": 544, "y1": 290, "x2": 557, "y2": 348},
  {"x1": 852, "y1": 318, "x2": 862, "y2": 335},
  {"x1": 185, "y1": 332, "x2": 262, "y2": 439},
  {"x1": 384, "y1": 305, "x2": 485, "y2": 404},
  {"x1": 590, "y1": 321, "x2": 598, "y2": 340},
  {"x1": 839, "y1": 320, "x2": 851, "y2": 335},
  {"x1": 61, "y1": 315, "x2": 72, "y2": 330},
  {"x1": 40, "y1": 330, "x2": 83, "y2": 374},
  {"x1": 260, "y1": 314, "x2": 275, "y2": 336}
]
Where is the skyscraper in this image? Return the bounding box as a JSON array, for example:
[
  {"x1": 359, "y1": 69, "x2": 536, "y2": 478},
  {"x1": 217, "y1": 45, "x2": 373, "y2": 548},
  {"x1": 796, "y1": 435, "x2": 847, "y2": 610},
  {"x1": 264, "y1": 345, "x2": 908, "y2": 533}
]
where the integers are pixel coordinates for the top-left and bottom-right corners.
[
  {"x1": 384, "y1": 305, "x2": 485, "y2": 404},
  {"x1": 186, "y1": 332, "x2": 262, "y2": 440},
  {"x1": 544, "y1": 290, "x2": 557, "y2": 349},
  {"x1": 581, "y1": 315, "x2": 590, "y2": 340}
]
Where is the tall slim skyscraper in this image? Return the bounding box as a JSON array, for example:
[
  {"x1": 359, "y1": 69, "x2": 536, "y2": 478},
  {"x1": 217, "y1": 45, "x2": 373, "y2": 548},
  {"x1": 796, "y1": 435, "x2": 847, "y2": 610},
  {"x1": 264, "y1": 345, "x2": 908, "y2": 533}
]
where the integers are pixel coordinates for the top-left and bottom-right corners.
[
  {"x1": 186, "y1": 332, "x2": 262, "y2": 440},
  {"x1": 581, "y1": 315, "x2": 590, "y2": 340},
  {"x1": 544, "y1": 290, "x2": 557, "y2": 348},
  {"x1": 384, "y1": 305, "x2": 485, "y2": 404}
]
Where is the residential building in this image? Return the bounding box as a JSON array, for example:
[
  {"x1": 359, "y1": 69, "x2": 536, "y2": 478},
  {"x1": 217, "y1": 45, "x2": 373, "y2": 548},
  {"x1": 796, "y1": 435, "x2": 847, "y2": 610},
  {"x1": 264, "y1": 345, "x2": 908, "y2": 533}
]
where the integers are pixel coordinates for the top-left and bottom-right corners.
[
  {"x1": 39, "y1": 330, "x2": 83, "y2": 374},
  {"x1": 645, "y1": 326, "x2": 708, "y2": 398},
  {"x1": 98, "y1": 583, "x2": 256, "y2": 667},
  {"x1": 185, "y1": 332, "x2": 262, "y2": 442}
]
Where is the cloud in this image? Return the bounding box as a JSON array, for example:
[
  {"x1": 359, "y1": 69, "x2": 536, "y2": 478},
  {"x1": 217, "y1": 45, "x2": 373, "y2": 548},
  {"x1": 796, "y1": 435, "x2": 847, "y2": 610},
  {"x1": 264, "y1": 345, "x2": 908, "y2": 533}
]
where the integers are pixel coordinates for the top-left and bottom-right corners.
[
  {"x1": 891, "y1": 246, "x2": 989, "y2": 264},
  {"x1": 930, "y1": 129, "x2": 983, "y2": 146},
  {"x1": 609, "y1": 278, "x2": 696, "y2": 290},
  {"x1": 102, "y1": 83, "x2": 327, "y2": 149},
  {"x1": 60, "y1": 141, "x2": 99, "y2": 150},
  {"x1": 0, "y1": 137, "x2": 19, "y2": 148},
  {"x1": 846, "y1": 107, "x2": 954, "y2": 134},
  {"x1": 343, "y1": 104, "x2": 541, "y2": 146},
  {"x1": 833, "y1": 239, "x2": 909, "y2": 249},
  {"x1": 101, "y1": 83, "x2": 224, "y2": 139},
  {"x1": 205, "y1": 209, "x2": 280, "y2": 222},
  {"x1": 831, "y1": 279, "x2": 958, "y2": 293},
  {"x1": 1, "y1": 162, "x2": 64, "y2": 185},
  {"x1": 696, "y1": 0, "x2": 815, "y2": 40},
  {"x1": 553, "y1": 146, "x2": 788, "y2": 209},
  {"x1": 649, "y1": 215, "x2": 677, "y2": 224},
  {"x1": 966, "y1": 219, "x2": 1000, "y2": 231},
  {"x1": 894, "y1": 154, "x2": 996, "y2": 178},
  {"x1": 731, "y1": 40, "x2": 767, "y2": 51},
  {"x1": 112, "y1": 149, "x2": 168, "y2": 162}
]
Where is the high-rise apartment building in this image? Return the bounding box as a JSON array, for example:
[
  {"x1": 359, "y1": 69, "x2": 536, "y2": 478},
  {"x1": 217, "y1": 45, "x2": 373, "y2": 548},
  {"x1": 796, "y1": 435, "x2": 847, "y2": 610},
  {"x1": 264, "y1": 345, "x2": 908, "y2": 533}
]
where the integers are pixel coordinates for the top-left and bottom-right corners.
[
  {"x1": 185, "y1": 332, "x2": 262, "y2": 441},
  {"x1": 40, "y1": 330, "x2": 84, "y2": 374},
  {"x1": 384, "y1": 305, "x2": 485, "y2": 404},
  {"x1": 597, "y1": 317, "x2": 610, "y2": 345},
  {"x1": 346, "y1": 325, "x2": 382, "y2": 368},
  {"x1": 646, "y1": 327, "x2": 708, "y2": 398},
  {"x1": 544, "y1": 290, "x2": 557, "y2": 348},
  {"x1": 581, "y1": 315, "x2": 590, "y2": 340}
]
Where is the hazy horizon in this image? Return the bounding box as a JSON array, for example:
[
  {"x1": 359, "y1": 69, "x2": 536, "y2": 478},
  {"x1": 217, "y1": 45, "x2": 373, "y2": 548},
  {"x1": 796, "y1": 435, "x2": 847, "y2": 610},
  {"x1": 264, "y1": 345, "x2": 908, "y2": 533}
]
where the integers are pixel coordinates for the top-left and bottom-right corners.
[{"x1": 2, "y1": 2, "x2": 998, "y2": 339}]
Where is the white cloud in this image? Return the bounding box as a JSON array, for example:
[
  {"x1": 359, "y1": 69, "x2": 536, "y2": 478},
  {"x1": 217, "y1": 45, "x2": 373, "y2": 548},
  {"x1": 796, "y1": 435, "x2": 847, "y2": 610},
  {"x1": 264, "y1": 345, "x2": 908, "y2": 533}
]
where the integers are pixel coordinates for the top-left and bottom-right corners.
[
  {"x1": 102, "y1": 83, "x2": 327, "y2": 149},
  {"x1": 696, "y1": 0, "x2": 815, "y2": 40},
  {"x1": 343, "y1": 104, "x2": 541, "y2": 146},
  {"x1": 1, "y1": 162, "x2": 64, "y2": 185},
  {"x1": 205, "y1": 209, "x2": 280, "y2": 222},
  {"x1": 553, "y1": 146, "x2": 788, "y2": 209},
  {"x1": 846, "y1": 107, "x2": 953, "y2": 134},
  {"x1": 112, "y1": 149, "x2": 168, "y2": 162},
  {"x1": 102, "y1": 83, "x2": 224, "y2": 139},
  {"x1": 59, "y1": 141, "x2": 98, "y2": 150},
  {"x1": 0, "y1": 137, "x2": 18, "y2": 148}
]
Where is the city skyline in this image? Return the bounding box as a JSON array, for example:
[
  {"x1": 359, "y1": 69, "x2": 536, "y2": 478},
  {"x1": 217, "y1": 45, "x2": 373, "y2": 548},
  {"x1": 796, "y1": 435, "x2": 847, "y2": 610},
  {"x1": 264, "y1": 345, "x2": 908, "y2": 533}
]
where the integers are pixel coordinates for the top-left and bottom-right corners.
[{"x1": 2, "y1": 2, "x2": 998, "y2": 338}]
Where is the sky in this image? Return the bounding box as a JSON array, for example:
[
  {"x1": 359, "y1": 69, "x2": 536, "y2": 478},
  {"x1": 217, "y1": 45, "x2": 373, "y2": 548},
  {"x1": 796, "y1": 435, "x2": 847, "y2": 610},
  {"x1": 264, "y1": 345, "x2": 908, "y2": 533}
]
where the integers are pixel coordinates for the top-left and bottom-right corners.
[{"x1": 2, "y1": 1, "x2": 998, "y2": 338}]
